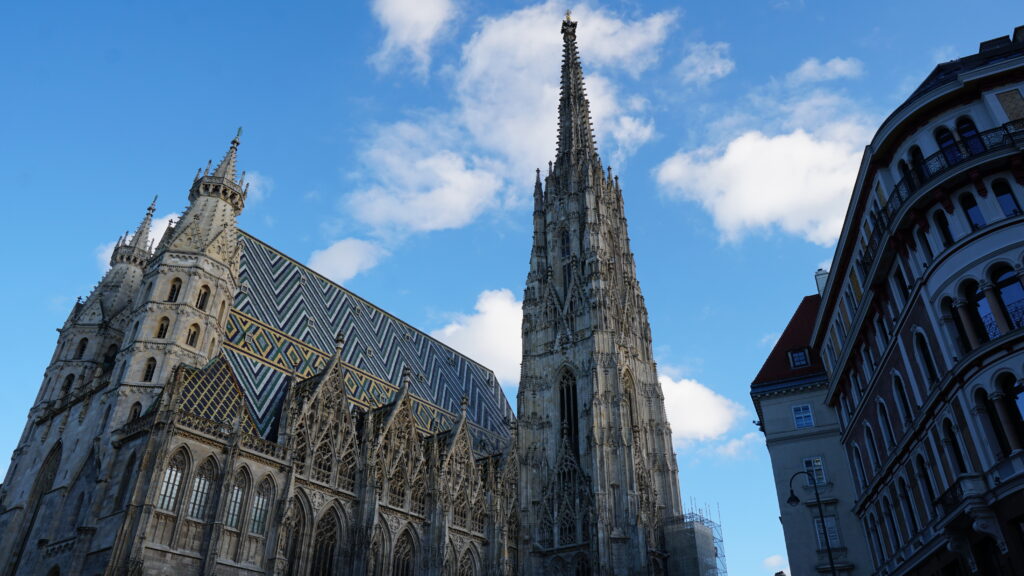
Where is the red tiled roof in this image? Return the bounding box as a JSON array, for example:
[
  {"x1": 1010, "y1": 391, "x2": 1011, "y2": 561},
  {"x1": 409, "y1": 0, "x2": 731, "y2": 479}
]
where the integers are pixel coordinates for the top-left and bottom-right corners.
[{"x1": 751, "y1": 294, "x2": 823, "y2": 387}]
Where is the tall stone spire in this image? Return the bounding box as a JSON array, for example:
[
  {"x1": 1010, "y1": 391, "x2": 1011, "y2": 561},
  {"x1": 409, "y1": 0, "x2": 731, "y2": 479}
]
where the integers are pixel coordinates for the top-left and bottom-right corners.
[
  {"x1": 212, "y1": 127, "x2": 242, "y2": 180},
  {"x1": 127, "y1": 196, "x2": 157, "y2": 250},
  {"x1": 555, "y1": 12, "x2": 599, "y2": 170},
  {"x1": 518, "y1": 14, "x2": 686, "y2": 575}
]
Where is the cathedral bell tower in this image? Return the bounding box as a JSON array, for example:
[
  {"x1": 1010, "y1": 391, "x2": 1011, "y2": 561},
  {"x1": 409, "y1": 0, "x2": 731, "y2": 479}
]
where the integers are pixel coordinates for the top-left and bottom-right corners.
[
  {"x1": 517, "y1": 15, "x2": 683, "y2": 575},
  {"x1": 115, "y1": 130, "x2": 247, "y2": 395}
]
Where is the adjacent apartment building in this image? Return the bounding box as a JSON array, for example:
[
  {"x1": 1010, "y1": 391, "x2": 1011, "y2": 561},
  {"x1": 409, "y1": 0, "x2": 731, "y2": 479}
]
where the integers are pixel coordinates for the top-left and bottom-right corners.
[
  {"x1": 758, "y1": 26, "x2": 1024, "y2": 576},
  {"x1": 753, "y1": 293, "x2": 870, "y2": 575}
]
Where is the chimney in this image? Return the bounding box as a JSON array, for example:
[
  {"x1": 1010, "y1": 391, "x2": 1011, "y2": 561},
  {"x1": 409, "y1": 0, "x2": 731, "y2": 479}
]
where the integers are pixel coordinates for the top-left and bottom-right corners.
[{"x1": 815, "y1": 268, "x2": 830, "y2": 295}]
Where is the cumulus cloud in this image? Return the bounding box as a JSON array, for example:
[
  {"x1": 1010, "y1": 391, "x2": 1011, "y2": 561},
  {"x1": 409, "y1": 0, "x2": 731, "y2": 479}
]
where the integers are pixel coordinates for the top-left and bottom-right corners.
[
  {"x1": 675, "y1": 42, "x2": 735, "y2": 86},
  {"x1": 763, "y1": 554, "x2": 789, "y2": 573},
  {"x1": 656, "y1": 75, "x2": 875, "y2": 245},
  {"x1": 659, "y1": 374, "x2": 745, "y2": 448},
  {"x1": 346, "y1": 120, "x2": 503, "y2": 237},
  {"x1": 243, "y1": 170, "x2": 273, "y2": 202},
  {"x1": 787, "y1": 56, "x2": 863, "y2": 84},
  {"x1": 96, "y1": 212, "x2": 178, "y2": 270},
  {"x1": 307, "y1": 238, "x2": 389, "y2": 284},
  {"x1": 370, "y1": 0, "x2": 457, "y2": 74},
  {"x1": 430, "y1": 289, "x2": 523, "y2": 387},
  {"x1": 714, "y1": 431, "x2": 763, "y2": 457}
]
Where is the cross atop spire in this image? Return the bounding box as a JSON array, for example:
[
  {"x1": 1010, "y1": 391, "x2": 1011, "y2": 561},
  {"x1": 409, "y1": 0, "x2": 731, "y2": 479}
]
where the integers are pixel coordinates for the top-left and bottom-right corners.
[
  {"x1": 212, "y1": 127, "x2": 242, "y2": 181},
  {"x1": 556, "y1": 14, "x2": 599, "y2": 170}
]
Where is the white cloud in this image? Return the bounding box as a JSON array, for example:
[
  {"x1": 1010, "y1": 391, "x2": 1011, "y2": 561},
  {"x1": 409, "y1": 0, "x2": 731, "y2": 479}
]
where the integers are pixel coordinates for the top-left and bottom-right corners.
[
  {"x1": 96, "y1": 212, "x2": 178, "y2": 270},
  {"x1": 659, "y1": 374, "x2": 745, "y2": 448},
  {"x1": 656, "y1": 85, "x2": 874, "y2": 246},
  {"x1": 714, "y1": 431, "x2": 763, "y2": 457},
  {"x1": 346, "y1": 120, "x2": 503, "y2": 237},
  {"x1": 430, "y1": 289, "x2": 523, "y2": 387},
  {"x1": 787, "y1": 57, "x2": 863, "y2": 84},
  {"x1": 759, "y1": 332, "x2": 780, "y2": 347},
  {"x1": 675, "y1": 42, "x2": 735, "y2": 86},
  {"x1": 370, "y1": 0, "x2": 456, "y2": 74},
  {"x1": 763, "y1": 554, "x2": 789, "y2": 574},
  {"x1": 243, "y1": 170, "x2": 273, "y2": 202},
  {"x1": 307, "y1": 238, "x2": 389, "y2": 284}
]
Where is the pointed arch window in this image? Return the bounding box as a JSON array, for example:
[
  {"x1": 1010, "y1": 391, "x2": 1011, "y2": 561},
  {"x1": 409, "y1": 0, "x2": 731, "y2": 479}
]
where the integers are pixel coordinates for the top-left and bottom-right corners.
[
  {"x1": 60, "y1": 374, "x2": 75, "y2": 396},
  {"x1": 339, "y1": 448, "x2": 357, "y2": 492},
  {"x1": 187, "y1": 458, "x2": 217, "y2": 519},
  {"x1": 129, "y1": 402, "x2": 142, "y2": 421},
  {"x1": 250, "y1": 478, "x2": 273, "y2": 535},
  {"x1": 389, "y1": 465, "x2": 407, "y2": 507},
  {"x1": 293, "y1": 430, "x2": 308, "y2": 475},
  {"x1": 225, "y1": 472, "x2": 248, "y2": 529},
  {"x1": 167, "y1": 278, "x2": 182, "y2": 302},
  {"x1": 472, "y1": 502, "x2": 486, "y2": 533},
  {"x1": 313, "y1": 441, "x2": 332, "y2": 484},
  {"x1": 457, "y1": 550, "x2": 477, "y2": 576},
  {"x1": 393, "y1": 531, "x2": 416, "y2": 576},
  {"x1": 74, "y1": 338, "x2": 89, "y2": 360},
  {"x1": 196, "y1": 286, "x2": 211, "y2": 311},
  {"x1": 285, "y1": 502, "x2": 305, "y2": 576},
  {"x1": 453, "y1": 494, "x2": 469, "y2": 527},
  {"x1": 309, "y1": 513, "x2": 339, "y2": 576},
  {"x1": 156, "y1": 317, "x2": 170, "y2": 339},
  {"x1": 157, "y1": 450, "x2": 187, "y2": 511},
  {"x1": 559, "y1": 370, "x2": 579, "y2": 458},
  {"x1": 142, "y1": 357, "x2": 157, "y2": 382},
  {"x1": 185, "y1": 324, "x2": 200, "y2": 348}
]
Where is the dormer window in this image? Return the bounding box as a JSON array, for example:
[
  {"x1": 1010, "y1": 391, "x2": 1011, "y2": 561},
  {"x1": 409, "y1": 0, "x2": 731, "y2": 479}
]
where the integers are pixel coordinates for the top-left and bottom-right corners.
[{"x1": 788, "y1": 348, "x2": 809, "y2": 368}]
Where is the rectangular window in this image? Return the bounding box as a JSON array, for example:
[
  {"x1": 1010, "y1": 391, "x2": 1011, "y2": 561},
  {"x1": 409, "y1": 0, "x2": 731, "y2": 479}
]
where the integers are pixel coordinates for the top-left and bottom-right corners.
[
  {"x1": 792, "y1": 404, "x2": 814, "y2": 429},
  {"x1": 814, "y1": 516, "x2": 842, "y2": 550},
  {"x1": 788, "y1": 349, "x2": 809, "y2": 368},
  {"x1": 804, "y1": 456, "x2": 827, "y2": 485}
]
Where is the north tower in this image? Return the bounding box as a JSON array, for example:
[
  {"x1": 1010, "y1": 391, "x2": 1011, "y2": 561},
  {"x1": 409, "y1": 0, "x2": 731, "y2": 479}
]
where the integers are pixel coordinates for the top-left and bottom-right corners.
[{"x1": 517, "y1": 14, "x2": 686, "y2": 576}]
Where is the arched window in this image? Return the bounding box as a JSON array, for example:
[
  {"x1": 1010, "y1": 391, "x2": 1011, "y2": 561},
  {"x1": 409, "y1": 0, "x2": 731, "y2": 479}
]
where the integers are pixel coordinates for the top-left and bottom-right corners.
[
  {"x1": 218, "y1": 301, "x2": 226, "y2": 324},
  {"x1": 993, "y1": 179, "x2": 1022, "y2": 217},
  {"x1": 559, "y1": 370, "x2": 579, "y2": 458},
  {"x1": 156, "y1": 317, "x2": 169, "y2": 339},
  {"x1": 250, "y1": 478, "x2": 273, "y2": 535},
  {"x1": 129, "y1": 402, "x2": 142, "y2": 420},
  {"x1": 457, "y1": 549, "x2": 476, "y2": 576},
  {"x1": 339, "y1": 448, "x2": 357, "y2": 492},
  {"x1": 916, "y1": 228, "x2": 933, "y2": 262},
  {"x1": 992, "y1": 265, "x2": 1024, "y2": 330},
  {"x1": 60, "y1": 374, "x2": 75, "y2": 396},
  {"x1": 310, "y1": 513, "x2": 339, "y2": 576},
  {"x1": 898, "y1": 160, "x2": 915, "y2": 190},
  {"x1": 963, "y1": 279, "x2": 996, "y2": 341},
  {"x1": 960, "y1": 194, "x2": 986, "y2": 230},
  {"x1": 225, "y1": 471, "x2": 249, "y2": 529},
  {"x1": 116, "y1": 452, "x2": 136, "y2": 509},
  {"x1": 410, "y1": 474, "x2": 426, "y2": 516},
  {"x1": 898, "y1": 477, "x2": 920, "y2": 534},
  {"x1": 103, "y1": 344, "x2": 118, "y2": 369},
  {"x1": 368, "y1": 526, "x2": 387, "y2": 576},
  {"x1": 166, "y1": 278, "x2": 182, "y2": 302},
  {"x1": 893, "y1": 375, "x2": 914, "y2": 428},
  {"x1": 560, "y1": 228, "x2": 570, "y2": 260},
  {"x1": 943, "y1": 419, "x2": 969, "y2": 475},
  {"x1": 389, "y1": 466, "x2": 406, "y2": 507},
  {"x1": 187, "y1": 458, "x2": 217, "y2": 519},
  {"x1": 974, "y1": 388, "x2": 1010, "y2": 458},
  {"x1": 933, "y1": 210, "x2": 954, "y2": 247},
  {"x1": 915, "y1": 454, "x2": 937, "y2": 520},
  {"x1": 956, "y1": 116, "x2": 984, "y2": 155},
  {"x1": 74, "y1": 338, "x2": 89, "y2": 360},
  {"x1": 313, "y1": 442, "x2": 332, "y2": 484},
  {"x1": 453, "y1": 495, "x2": 469, "y2": 527},
  {"x1": 575, "y1": 555, "x2": 591, "y2": 576},
  {"x1": 867, "y1": 513, "x2": 884, "y2": 567},
  {"x1": 393, "y1": 531, "x2": 416, "y2": 576},
  {"x1": 883, "y1": 496, "x2": 903, "y2": 549},
  {"x1": 878, "y1": 403, "x2": 896, "y2": 449},
  {"x1": 935, "y1": 126, "x2": 961, "y2": 165},
  {"x1": 196, "y1": 286, "x2": 211, "y2": 311},
  {"x1": 914, "y1": 333, "x2": 939, "y2": 386},
  {"x1": 157, "y1": 450, "x2": 187, "y2": 511},
  {"x1": 284, "y1": 502, "x2": 305, "y2": 576},
  {"x1": 910, "y1": 146, "x2": 927, "y2": 182},
  {"x1": 864, "y1": 427, "x2": 880, "y2": 473},
  {"x1": 142, "y1": 357, "x2": 157, "y2": 382},
  {"x1": 472, "y1": 502, "x2": 486, "y2": 533},
  {"x1": 185, "y1": 324, "x2": 200, "y2": 348}
]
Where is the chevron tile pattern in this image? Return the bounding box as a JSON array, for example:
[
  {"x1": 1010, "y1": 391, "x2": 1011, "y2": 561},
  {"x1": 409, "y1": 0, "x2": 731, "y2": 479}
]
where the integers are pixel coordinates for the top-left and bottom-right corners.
[{"x1": 222, "y1": 232, "x2": 514, "y2": 442}]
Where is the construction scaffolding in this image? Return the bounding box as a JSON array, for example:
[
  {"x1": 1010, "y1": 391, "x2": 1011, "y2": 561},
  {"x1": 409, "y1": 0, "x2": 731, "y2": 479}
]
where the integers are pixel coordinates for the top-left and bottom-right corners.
[{"x1": 678, "y1": 503, "x2": 728, "y2": 576}]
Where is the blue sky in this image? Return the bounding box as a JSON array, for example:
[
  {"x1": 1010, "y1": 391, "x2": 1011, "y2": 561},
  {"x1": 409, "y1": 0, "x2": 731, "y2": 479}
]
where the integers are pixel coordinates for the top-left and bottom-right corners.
[{"x1": 2, "y1": 1, "x2": 1022, "y2": 574}]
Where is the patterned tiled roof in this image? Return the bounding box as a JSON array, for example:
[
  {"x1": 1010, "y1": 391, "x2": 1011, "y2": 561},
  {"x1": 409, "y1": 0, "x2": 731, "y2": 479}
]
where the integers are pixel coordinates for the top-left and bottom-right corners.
[
  {"x1": 222, "y1": 232, "x2": 514, "y2": 442},
  {"x1": 177, "y1": 356, "x2": 259, "y2": 435}
]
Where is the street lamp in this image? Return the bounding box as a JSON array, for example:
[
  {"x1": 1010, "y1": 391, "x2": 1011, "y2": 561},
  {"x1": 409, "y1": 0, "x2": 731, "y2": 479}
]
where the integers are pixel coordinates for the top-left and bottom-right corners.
[{"x1": 788, "y1": 470, "x2": 838, "y2": 576}]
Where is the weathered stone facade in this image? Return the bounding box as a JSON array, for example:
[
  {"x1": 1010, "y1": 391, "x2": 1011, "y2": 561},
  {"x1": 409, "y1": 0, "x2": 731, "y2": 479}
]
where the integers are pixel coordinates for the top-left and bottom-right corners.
[{"x1": 0, "y1": 15, "x2": 694, "y2": 576}]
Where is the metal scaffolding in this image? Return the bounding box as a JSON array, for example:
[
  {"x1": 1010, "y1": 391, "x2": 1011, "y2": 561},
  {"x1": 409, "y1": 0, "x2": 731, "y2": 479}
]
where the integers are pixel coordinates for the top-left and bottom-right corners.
[{"x1": 679, "y1": 503, "x2": 728, "y2": 576}]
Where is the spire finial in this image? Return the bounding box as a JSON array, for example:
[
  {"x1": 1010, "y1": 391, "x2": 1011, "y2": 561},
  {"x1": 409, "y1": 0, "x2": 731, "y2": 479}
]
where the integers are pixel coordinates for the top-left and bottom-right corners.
[
  {"x1": 128, "y1": 197, "x2": 157, "y2": 250},
  {"x1": 565, "y1": 9, "x2": 571, "y2": 21},
  {"x1": 212, "y1": 129, "x2": 242, "y2": 181}
]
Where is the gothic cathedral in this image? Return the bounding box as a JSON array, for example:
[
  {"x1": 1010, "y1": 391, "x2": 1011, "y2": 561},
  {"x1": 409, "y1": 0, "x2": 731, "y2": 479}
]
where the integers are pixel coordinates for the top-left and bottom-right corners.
[{"x1": 0, "y1": 15, "x2": 692, "y2": 576}]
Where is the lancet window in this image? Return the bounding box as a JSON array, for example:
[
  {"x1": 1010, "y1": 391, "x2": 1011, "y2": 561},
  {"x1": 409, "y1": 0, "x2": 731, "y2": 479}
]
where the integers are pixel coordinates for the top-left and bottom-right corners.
[
  {"x1": 393, "y1": 531, "x2": 416, "y2": 576},
  {"x1": 225, "y1": 472, "x2": 248, "y2": 529},
  {"x1": 157, "y1": 450, "x2": 187, "y2": 511},
  {"x1": 559, "y1": 370, "x2": 579, "y2": 458},
  {"x1": 250, "y1": 478, "x2": 273, "y2": 535},
  {"x1": 313, "y1": 441, "x2": 332, "y2": 484},
  {"x1": 187, "y1": 458, "x2": 217, "y2": 519},
  {"x1": 310, "y1": 513, "x2": 339, "y2": 576}
]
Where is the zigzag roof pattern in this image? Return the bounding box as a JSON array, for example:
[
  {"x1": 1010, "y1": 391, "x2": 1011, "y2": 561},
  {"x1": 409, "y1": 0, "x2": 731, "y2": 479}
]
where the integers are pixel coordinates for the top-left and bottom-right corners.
[{"x1": 222, "y1": 232, "x2": 515, "y2": 446}]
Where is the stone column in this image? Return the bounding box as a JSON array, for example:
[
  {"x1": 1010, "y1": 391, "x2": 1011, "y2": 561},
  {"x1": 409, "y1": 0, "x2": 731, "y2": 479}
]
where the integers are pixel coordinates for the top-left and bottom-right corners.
[
  {"x1": 990, "y1": 391, "x2": 1023, "y2": 452},
  {"x1": 953, "y1": 299, "x2": 982, "y2": 350},
  {"x1": 981, "y1": 281, "x2": 1012, "y2": 335}
]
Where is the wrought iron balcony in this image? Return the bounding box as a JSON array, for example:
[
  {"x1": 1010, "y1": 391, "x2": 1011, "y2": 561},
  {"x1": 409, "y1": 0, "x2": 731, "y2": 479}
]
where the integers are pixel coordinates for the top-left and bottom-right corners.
[{"x1": 858, "y1": 120, "x2": 1024, "y2": 275}]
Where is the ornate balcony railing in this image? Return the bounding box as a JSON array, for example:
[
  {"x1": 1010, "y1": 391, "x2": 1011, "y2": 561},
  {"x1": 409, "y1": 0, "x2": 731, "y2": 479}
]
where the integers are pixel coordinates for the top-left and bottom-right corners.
[
  {"x1": 241, "y1": 431, "x2": 286, "y2": 459},
  {"x1": 858, "y1": 120, "x2": 1024, "y2": 275}
]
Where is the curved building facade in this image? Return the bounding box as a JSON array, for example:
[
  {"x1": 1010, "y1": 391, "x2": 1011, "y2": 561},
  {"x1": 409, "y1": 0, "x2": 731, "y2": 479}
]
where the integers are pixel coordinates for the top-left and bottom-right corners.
[{"x1": 812, "y1": 27, "x2": 1024, "y2": 575}]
